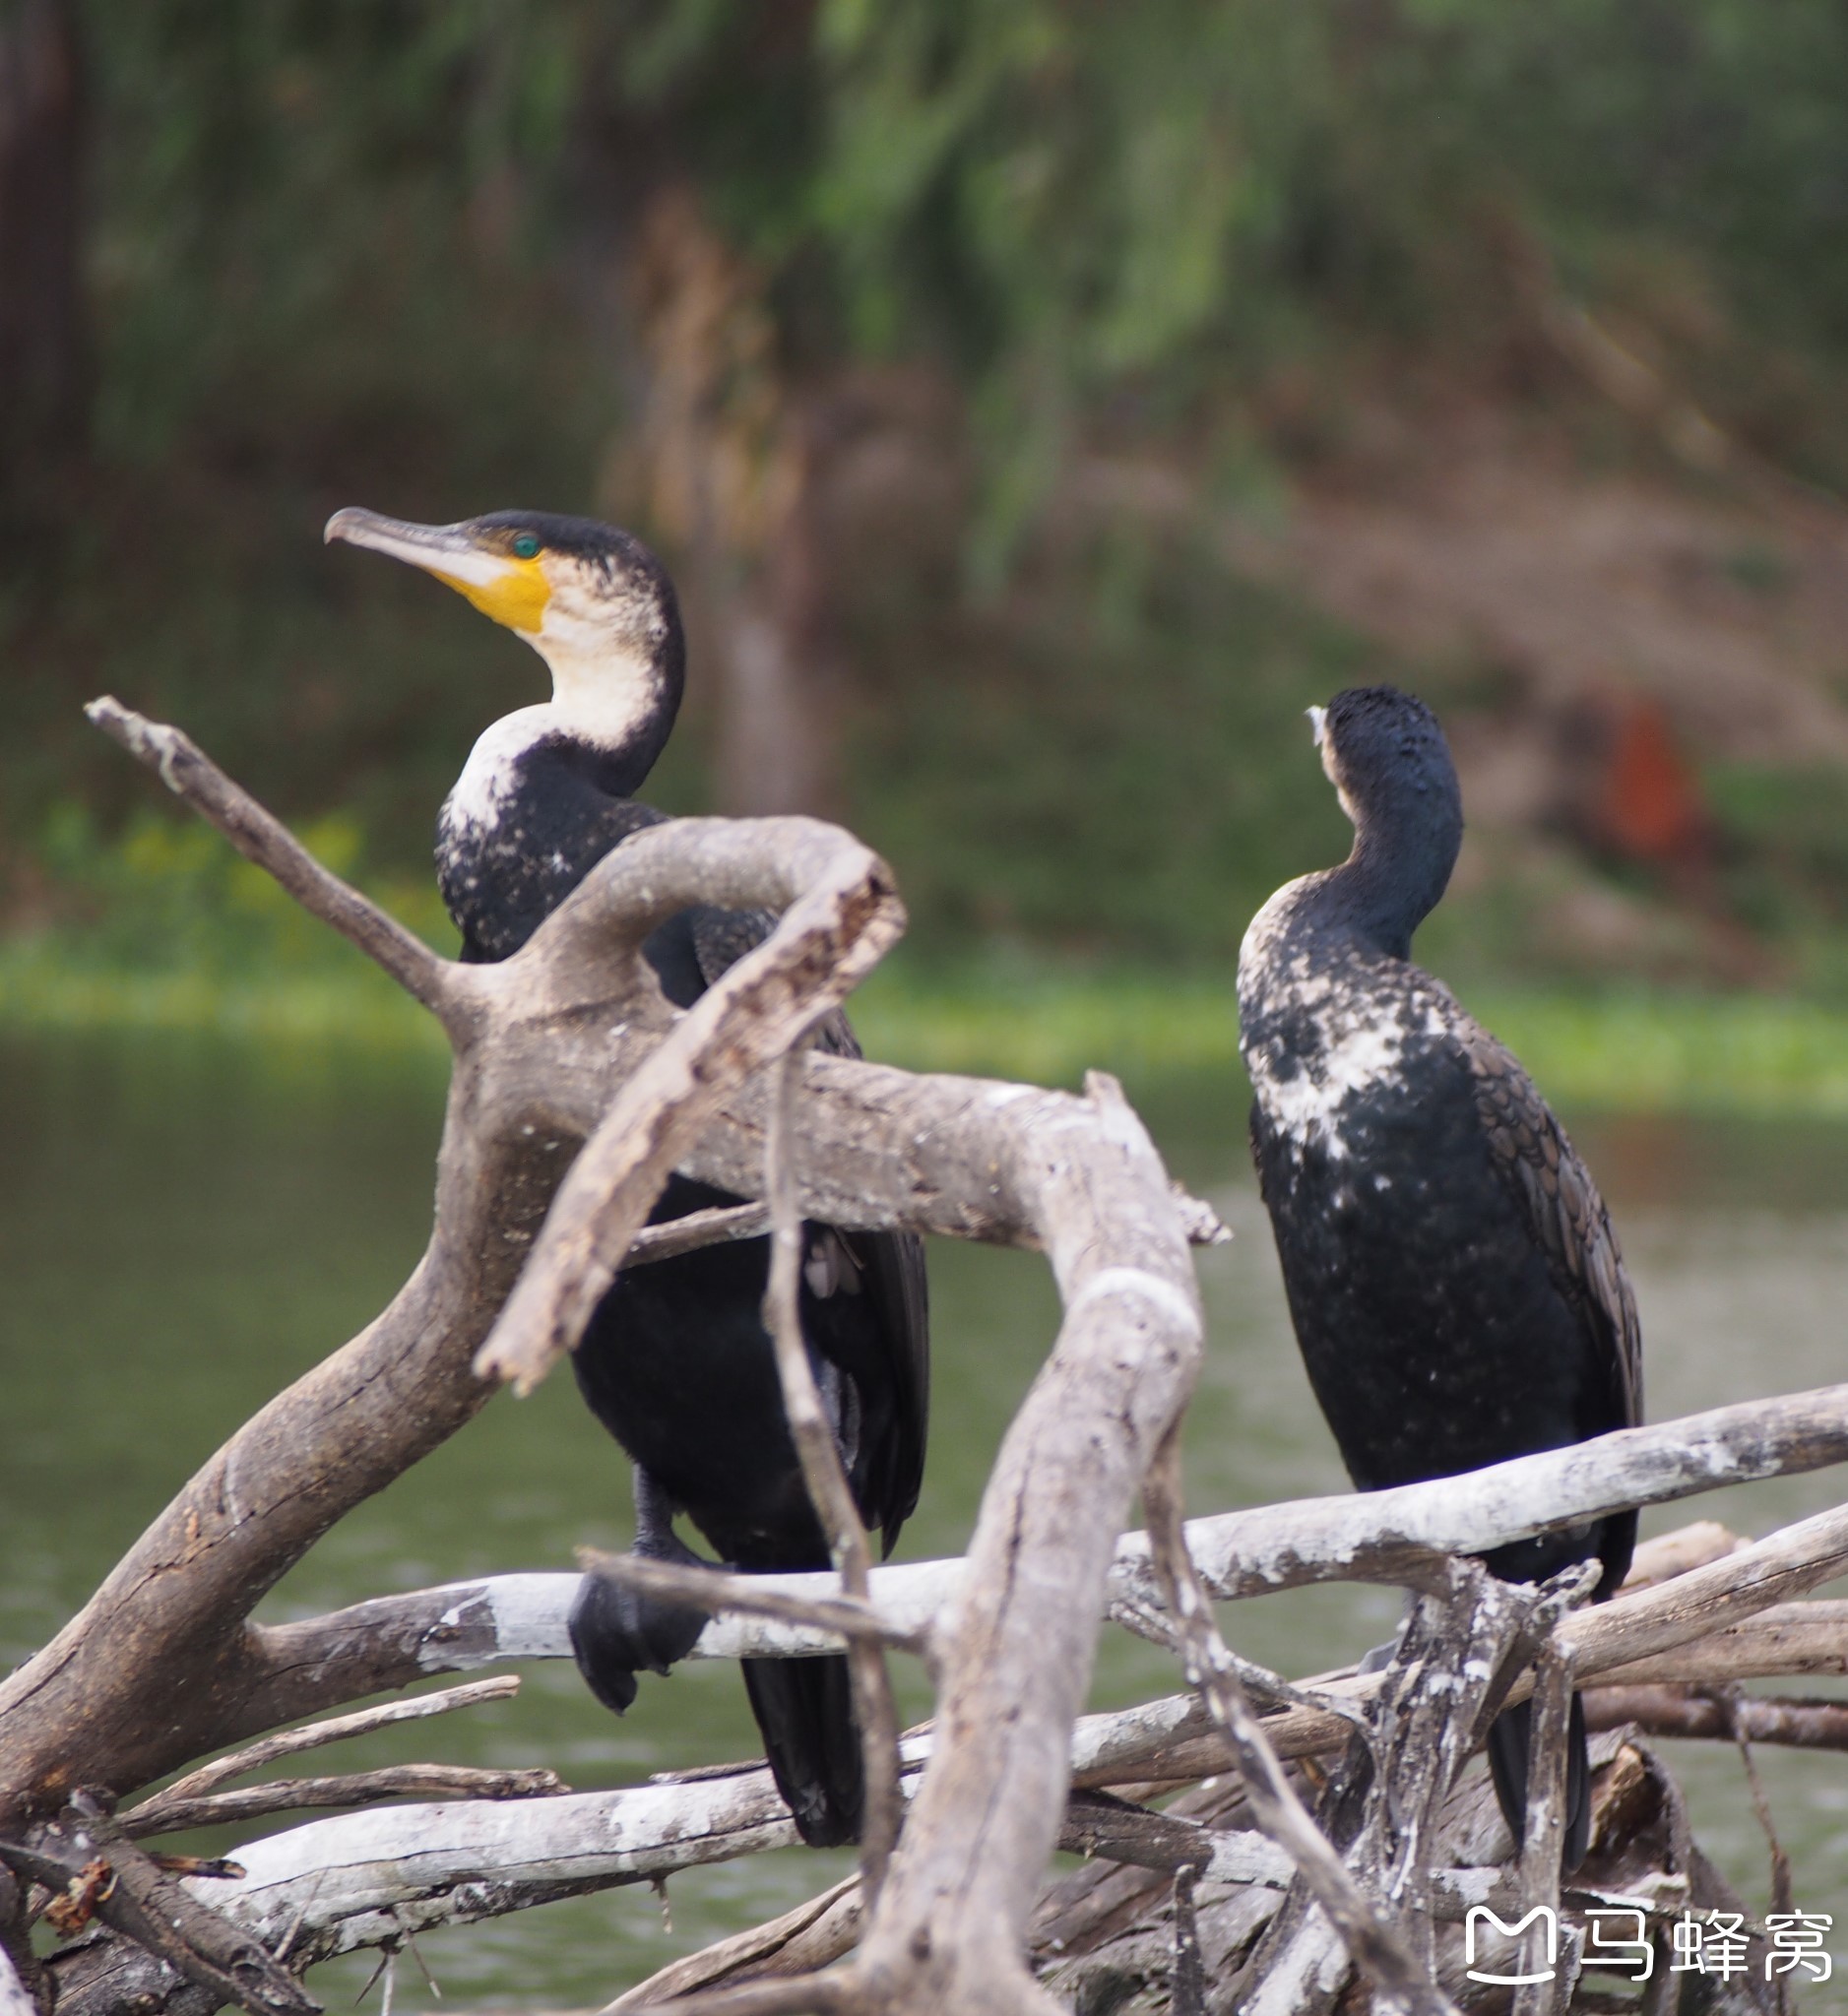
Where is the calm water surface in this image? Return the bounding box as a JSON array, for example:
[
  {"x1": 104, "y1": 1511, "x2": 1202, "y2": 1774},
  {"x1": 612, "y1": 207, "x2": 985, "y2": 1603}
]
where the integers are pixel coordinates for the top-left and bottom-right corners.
[{"x1": 3, "y1": 1035, "x2": 1846, "y2": 2006}]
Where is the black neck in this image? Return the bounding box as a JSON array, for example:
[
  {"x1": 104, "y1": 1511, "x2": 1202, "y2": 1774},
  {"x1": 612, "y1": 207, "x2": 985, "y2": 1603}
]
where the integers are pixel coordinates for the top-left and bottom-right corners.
[
  {"x1": 559, "y1": 719, "x2": 669, "y2": 802},
  {"x1": 1311, "y1": 806, "x2": 1461, "y2": 961}
]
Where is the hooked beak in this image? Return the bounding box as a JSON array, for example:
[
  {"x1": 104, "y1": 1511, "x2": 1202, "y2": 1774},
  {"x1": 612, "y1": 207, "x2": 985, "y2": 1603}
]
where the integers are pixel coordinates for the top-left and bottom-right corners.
[
  {"x1": 1306, "y1": 704, "x2": 1327, "y2": 750},
  {"x1": 325, "y1": 507, "x2": 549, "y2": 633}
]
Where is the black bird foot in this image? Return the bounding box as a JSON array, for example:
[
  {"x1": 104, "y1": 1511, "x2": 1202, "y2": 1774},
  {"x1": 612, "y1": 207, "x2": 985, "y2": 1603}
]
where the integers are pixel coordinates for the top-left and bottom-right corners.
[{"x1": 568, "y1": 1555, "x2": 713, "y2": 1716}]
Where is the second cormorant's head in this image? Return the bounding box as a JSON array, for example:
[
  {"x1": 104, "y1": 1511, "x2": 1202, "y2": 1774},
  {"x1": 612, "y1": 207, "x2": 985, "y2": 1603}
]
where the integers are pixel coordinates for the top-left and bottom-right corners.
[
  {"x1": 326, "y1": 506, "x2": 685, "y2": 775},
  {"x1": 1309, "y1": 685, "x2": 1464, "y2": 953}
]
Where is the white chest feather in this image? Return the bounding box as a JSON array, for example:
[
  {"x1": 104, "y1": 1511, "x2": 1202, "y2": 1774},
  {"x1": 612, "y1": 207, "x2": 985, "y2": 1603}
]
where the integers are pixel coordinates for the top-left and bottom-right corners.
[
  {"x1": 442, "y1": 641, "x2": 661, "y2": 837},
  {"x1": 1247, "y1": 1020, "x2": 1414, "y2": 1156},
  {"x1": 1239, "y1": 884, "x2": 1455, "y2": 1157},
  {"x1": 443, "y1": 708, "x2": 549, "y2": 832}
]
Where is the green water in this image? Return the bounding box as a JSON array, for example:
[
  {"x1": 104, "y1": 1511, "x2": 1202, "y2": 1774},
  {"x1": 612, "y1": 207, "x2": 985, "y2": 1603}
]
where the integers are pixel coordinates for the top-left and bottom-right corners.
[{"x1": 4, "y1": 1036, "x2": 1847, "y2": 2008}]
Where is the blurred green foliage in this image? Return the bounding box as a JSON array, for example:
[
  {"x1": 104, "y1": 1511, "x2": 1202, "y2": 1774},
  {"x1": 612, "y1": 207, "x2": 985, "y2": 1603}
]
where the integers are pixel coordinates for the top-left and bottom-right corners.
[
  {"x1": 77, "y1": 0, "x2": 1848, "y2": 497},
  {"x1": 34, "y1": 800, "x2": 456, "y2": 976},
  {"x1": 13, "y1": 0, "x2": 1848, "y2": 1001}
]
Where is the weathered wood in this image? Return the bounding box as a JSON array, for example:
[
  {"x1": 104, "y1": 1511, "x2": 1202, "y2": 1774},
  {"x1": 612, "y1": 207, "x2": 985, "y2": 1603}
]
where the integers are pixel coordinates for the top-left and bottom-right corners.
[
  {"x1": 577, "y1": 1551, "x2": 928, "y2": 1654},
  {"x1": 1585, "y1": 1685, "x2": 1848, "y2": 1748},
  {"x1": 1561, "y1": 1497, "x2": 1848, "y2": 1670},
  {"x1": 852, "y1": 1070, "x2": 1205, "y2": 2016},
  {"x1": 1511, "y1": 1643, "x2": 1575, "y2": 2016},
  {"x1": 1111, "y1": 1383, "x2": 1848, "y2": 1608},
  {"x1": 0, "y1": 716, "x2": 951, "y2": 1817},
  {"x1": 0, "y1": 1947, "x2": 33, "y2": 2016},
  {"x1": 1070, "y1": 1503, "x2": 1848, "y2": 1790},
  {"x1": 759, "y1": 1047, "x2": 902, "y2": 1900},
  {"x1": 121, "y1": 1764, "x2": 562, "y2": 1840},
  {"x1": 10, "y1": 1802, "x2": 320, "y2": 2016},
  {"x1": 47, "y1": 1775, "x2": 804, "y2": 2016},
  {"x1": 85, "y1": 700, "x2": 452, "y2": 1016},
  {"x1": 1141, "y1": 1431, "x2": 1459, "y2": 2016},
  {"x1": 134, "y1": 1677, "x2": 522, "y2": 1812},
  {"x1": 243, "y1": 1389, "x2": 1848, "y2": 1710},
  {"x1": 474, "y1": 817, "x2": 907, "y2": 1398},
  {"x1": 605, "y1": 1878, "x2": 860, "y2": 2011},
  {"x1": 27, "y1": 705, "x2": 1848, "y2": 2016},
  {"x1": 21, "y1": 709, "x2": 1216, "y2": 2016},
  {"x1": 47, "y1": 1757, "x2": 1532, "y2": 2016}
]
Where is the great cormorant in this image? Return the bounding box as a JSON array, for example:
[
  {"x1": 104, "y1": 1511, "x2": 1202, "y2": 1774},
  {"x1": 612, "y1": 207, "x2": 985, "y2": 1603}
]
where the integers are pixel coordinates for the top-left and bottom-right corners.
[
  {"x1": 326, "y1": 506, "x2": 929, "y2": 1848},
  {"x1": 1237, "y1": 685, "x2": 1641, "y2": 1868}
]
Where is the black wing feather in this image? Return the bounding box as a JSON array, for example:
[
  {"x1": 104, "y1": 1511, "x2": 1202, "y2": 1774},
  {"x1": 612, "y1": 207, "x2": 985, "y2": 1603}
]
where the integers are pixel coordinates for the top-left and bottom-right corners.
[
  {"x1": 688, "y1": 903, "x2": 929, "y2": 1551},
  {"x1": 1458, "y1": 1022, "x2": 1642, "y2": 1440}
]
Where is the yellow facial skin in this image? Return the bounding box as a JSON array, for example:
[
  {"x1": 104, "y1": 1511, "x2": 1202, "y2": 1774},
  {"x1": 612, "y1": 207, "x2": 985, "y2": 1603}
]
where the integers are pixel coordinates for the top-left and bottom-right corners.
[
  {"x1": 430, "y1": 553, "x2": 551, "y2": 633},
  {"x1": 323, "y1": 508, "x2": 554, "y2": 634}
]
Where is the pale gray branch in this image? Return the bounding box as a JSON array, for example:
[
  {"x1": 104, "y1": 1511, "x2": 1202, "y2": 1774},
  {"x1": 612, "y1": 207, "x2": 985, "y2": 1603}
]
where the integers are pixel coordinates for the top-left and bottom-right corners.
[
  {"x1": 122, "y1": 1764, "x2": 562, "y2": 1840},
  {"x1": 1511, "y1": 1644, "x2": 1575, "y2": 2016},
  {"x1": 627, "y1": 1202, "x2": 771, "y2": 1265},
  {"x1": 0, "y1": 1948, "x2": 35, "y2": 2016},
  {"x1": 575, "y1": 1549, "x2": 928, "y2": 1656},
  {"x1": 84, "y1": 698, "x2": 454, "y2": 1019},
  {"x1": 476, "y1": 822, "x2": 906, "y2": 1397},
  {"x1": 140, "y1": 1678, "x2": 523, "y2": 1808},
  {"x1": 1139, "y1": 1431, "x2": 1458, "y2": 2016},
  {"x1": 761, "y1": 1046, "x2": 903, "y2": 1901},
  {"x1": 255, "y1": 1389, "x2": 1848, "y2": 1705}
]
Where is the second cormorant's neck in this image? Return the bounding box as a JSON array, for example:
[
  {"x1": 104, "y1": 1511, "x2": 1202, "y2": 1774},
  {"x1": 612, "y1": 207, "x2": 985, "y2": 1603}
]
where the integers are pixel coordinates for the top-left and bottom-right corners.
[{"x1": 1320, "y1": 811, "x2": 1459, "y2": 959}]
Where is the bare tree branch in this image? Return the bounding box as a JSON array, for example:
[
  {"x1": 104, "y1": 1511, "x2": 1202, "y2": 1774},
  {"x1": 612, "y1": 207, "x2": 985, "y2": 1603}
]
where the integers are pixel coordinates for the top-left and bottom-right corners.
[
  {"x1": 1511, "y1": 1644, "x2": 1575, "y2": 2016},
  {"x1": 761, "y1": 1046, "x2": 904, "y2": 1900},
  {"x1": 1139, "y1": 1429, "x2": 1457, "y2": 2016},
  {"x1": 45, "y1": 1753, "x2": 1540, "y2": 2016},
  {"x1": 1561, "y1": 1498, "x2": 1848, "y2": 1670},
  {"x1": 853, "y1": 1070, "x2": 1203, "y2": 2016},
  {"x1": 627, "y1": 1202, "x2": 771, "y2": 1264},
  {"x1": 138, "y1": 1678, "x2": 523, "y2": 1809},
  {"x1": 604, "y1": 1877, "x2": 860, "y2": 2011},
  {"x1": 1584, "y1": 1687, "x2": 1848, "y2": 1749},
  {"x1": 121, "y1": 1765, "x2": 562, "y2": 1841},
  {"x1": 27, "y1": 707, "x2": 1848, "y2": 2016},
  {"x1": 0, "y1": 1948, "x2": 33, "y2": 2016},
  {"x1": 0, "y1": 709, "x2": 1022, "y2": 1821},
  {"x1": 476, "y1": 828, "x2": 906, "y2": 1398},
  {"x1": 1111, "y1": 1382, "x2": 1848, "y2": 1609},
  {"x1": 246, "y1": 1392, "x2": 1848, "y2": 1718},
  {"x1": 575, "y1": 1550, "x2": 928, "y2": 1655},
  {"x1": 84, "y1": 698, "x2": 454, "y2": 1020},
  {"x1": 13, "y1": 1800, "x2": 318, "y2": 2016}
]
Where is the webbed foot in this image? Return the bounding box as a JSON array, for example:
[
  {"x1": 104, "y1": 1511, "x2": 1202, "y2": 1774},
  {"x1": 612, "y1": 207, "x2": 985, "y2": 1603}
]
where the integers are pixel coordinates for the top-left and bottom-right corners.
[{"x1": 568, "y1": 1544, "x2": 713, "y2": 1715}]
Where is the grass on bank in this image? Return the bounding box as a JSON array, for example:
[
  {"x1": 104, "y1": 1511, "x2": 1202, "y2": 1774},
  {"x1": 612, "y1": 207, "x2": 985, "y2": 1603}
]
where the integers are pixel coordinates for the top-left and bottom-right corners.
[{"x1": 5, "y1": 923, "x2": 1848, "y2": 1123}]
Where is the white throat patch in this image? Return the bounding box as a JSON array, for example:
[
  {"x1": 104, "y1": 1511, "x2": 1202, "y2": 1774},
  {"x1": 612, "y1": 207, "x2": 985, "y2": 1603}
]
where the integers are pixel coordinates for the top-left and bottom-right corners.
[{"x1": 443, "y1": 636, "x2": 663, "y2": 834}]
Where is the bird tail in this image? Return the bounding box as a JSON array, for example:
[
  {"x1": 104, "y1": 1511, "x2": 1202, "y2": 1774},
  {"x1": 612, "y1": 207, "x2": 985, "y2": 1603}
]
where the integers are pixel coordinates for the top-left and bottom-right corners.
[
  {"x1": 1486, "y1": 1691, "x2": 1591, "y2": 1870},
  {"x1": 743, "y1": 1654, "x2": 863, "y2": 1849}
]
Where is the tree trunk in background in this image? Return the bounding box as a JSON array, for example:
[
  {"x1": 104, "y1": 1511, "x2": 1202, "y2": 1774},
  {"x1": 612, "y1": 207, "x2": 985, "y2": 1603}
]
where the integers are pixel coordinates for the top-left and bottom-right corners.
[
  {"x1": 605, "y1": 182, "x2": 837, "y2": 817},
  {"x1": 0, "y1": 0, "x2": 87, "y2": 496}
]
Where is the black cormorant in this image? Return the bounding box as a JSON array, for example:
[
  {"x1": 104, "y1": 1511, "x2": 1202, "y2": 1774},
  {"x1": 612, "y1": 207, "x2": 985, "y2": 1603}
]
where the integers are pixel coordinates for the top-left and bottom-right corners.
[
  {"x1": 325, "y1": 506, "x2": 929, "y2": 1848},
  {"x1": 1237, "y1": 685, "x2": 1641, "y2": 1868}
]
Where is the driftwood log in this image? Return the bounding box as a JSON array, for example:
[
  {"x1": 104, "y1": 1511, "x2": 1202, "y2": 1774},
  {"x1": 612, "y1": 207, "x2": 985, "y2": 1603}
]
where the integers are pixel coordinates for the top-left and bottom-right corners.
[{"x1": 2, "y1": 702, "x2": 1841, "y2": 2016}]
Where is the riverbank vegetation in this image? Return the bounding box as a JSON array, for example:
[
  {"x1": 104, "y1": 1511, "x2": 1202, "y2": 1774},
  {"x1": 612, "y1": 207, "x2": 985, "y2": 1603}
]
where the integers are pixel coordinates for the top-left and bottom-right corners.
[{"x1": 9, "y1": 2, "x2": 1848, "y2": 1060}]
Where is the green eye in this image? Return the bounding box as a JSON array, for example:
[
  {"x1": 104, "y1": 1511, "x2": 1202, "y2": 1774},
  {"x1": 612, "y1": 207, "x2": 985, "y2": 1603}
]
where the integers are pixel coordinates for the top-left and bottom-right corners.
[{"x1": 511, "y1": 533, "x2": 542, "y2": 560}]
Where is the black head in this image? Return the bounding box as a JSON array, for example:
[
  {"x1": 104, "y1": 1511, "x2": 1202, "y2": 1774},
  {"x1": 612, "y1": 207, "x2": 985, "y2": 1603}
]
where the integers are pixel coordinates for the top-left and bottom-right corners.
[{"x1": 1310, "y1": 685, "x2": 1463, "y2": 953}]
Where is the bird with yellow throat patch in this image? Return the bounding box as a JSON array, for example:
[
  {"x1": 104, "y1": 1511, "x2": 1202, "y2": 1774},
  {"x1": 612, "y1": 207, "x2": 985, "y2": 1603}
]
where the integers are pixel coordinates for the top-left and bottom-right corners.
[{"x1": 326, "y1": 507, "x2": 929, "y2": 1850}]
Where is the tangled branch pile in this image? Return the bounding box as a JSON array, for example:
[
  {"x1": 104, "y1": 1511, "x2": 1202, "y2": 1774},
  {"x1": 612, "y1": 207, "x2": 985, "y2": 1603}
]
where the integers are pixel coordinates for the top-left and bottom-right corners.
[{"x1": 1, "y1": 704, "x2": 1843, "y2": 2016}]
